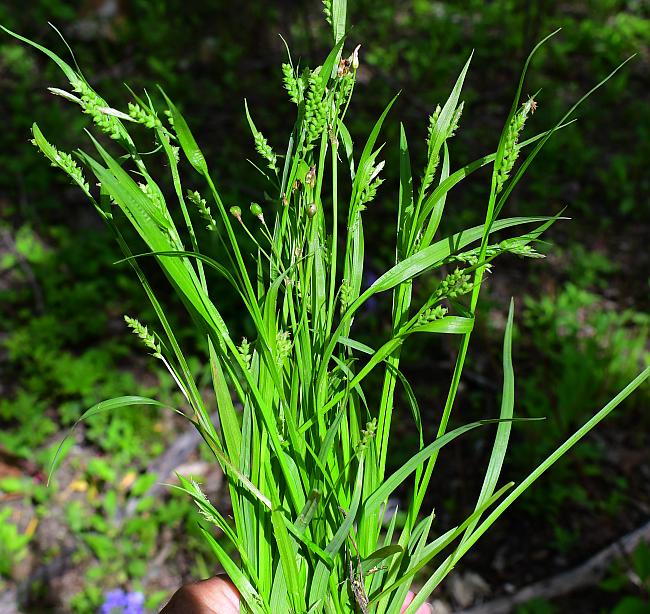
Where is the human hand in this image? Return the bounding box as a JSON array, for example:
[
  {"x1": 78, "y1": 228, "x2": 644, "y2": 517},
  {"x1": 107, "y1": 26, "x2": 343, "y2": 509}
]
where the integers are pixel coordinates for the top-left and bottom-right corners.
[
  {"x1": 161, "y1": 576, "x2": 434, "y2": 613},
  {"x1": 161, "y1": 576, "x2": 240, "y2": 613}
]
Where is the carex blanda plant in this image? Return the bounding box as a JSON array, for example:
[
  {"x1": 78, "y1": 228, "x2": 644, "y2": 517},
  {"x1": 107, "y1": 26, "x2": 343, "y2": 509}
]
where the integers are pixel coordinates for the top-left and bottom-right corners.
[{"x1": 3, "y1": 2, "x2": 648, "y2": 612}]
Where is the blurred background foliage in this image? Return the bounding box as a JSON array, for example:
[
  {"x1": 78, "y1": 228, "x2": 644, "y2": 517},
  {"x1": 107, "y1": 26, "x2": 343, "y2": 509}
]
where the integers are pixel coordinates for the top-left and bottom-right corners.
[{"x1": 0, "y1": 1, "x2": 648, "y2": 612}]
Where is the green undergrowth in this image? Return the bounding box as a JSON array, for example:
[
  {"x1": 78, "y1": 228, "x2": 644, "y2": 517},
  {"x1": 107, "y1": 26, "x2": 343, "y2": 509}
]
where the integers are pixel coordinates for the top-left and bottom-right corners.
[{"x1": 0, "y1": 220, "x2": 213, "y2": 605}]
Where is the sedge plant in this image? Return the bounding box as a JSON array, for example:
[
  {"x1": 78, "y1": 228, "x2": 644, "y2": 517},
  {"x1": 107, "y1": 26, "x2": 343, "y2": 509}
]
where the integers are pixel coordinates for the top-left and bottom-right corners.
[{"x1": 3, "y1": 2, "x2": 648, "y2": 612}]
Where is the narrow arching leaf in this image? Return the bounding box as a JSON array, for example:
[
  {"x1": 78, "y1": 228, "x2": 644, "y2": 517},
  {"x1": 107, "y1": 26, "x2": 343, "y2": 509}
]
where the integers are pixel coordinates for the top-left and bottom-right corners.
[
  {"x1": 367, "y1": 216, "x2": 553, "y2": 295},
  {"x1": 48, "y1": 396, "x2": 171, "y2": 484},
  {"x1": 404, "y1": 368, "x2": 650, "y2": 612},
  {"x1": 1, "y1": 25, "x2": 80, "y2": 84},
  {"x1": 159, "y1": 88, "x2": 208, "y2": 174},
  {"x1": 364, "y1": 420, "x2": 494, "y2": 515},
  {"x1": 408, "y1": 316, "x2": 474, "y2": 336},
  {"x1": 463, "y1": 299, "x2": 515, "y2": 541}
]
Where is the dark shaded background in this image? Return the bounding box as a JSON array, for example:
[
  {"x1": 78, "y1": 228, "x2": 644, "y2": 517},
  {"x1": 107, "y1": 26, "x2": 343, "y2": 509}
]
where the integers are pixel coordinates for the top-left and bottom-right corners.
[{"x1": 0, "y1": 1, "x2": 648, "y2": 612}]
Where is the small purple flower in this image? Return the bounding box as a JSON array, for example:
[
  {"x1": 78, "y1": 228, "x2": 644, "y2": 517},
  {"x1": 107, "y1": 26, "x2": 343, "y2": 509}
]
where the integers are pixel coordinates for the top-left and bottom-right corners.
[
  {"x1": 100, "y1": 589, "x2": 145, "y2": 614},
  {"x1": 364, "y1": 269, "x2": 380, "y2": 312}
]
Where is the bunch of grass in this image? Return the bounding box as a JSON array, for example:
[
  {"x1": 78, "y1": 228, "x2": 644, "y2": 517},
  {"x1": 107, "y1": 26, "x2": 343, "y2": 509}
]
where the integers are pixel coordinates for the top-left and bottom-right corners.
[{"x1": 3, "y1": 2, "x2": 647, "y2": 612}]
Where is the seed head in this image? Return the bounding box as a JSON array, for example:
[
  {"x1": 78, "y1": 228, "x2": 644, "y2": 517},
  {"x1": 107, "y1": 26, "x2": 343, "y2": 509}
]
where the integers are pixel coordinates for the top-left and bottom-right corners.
[
  {"x1": 307, "y1": 203, "x2": 318, "y2": 218},
  {"x1": 436, "y1": 267, "x2": 473, "y2": 299},
  {"x1": 304, "y1": 75, "x2": 328, "y2": 146},
  {"x1": 250, "y1": 203, "x2": 264, "y2": 223},
  {"x1": 275, "y1": 331, "x2": 292, "y2": 366},
  {"x1": 356, "y1": 418, "x2": 377, "y2": 455},
  {"x1": 496, "y1": 98, "x2": 535, "y2": 193},
  {"x1": 124, "y1": 315, "x2": 162, "y2": 358},
  {"x1": 281, "y1": 63, "x2": 300, "y2": 105},
  {"x1": 188, "y1": 190, "x2": 217, "y2": 230},
  {"x1": 230, "y1": 206, "x2": 242, "y2": 223},
  {"x1": 339, "y1": 279, "x2": 351, "y2": 314},
  {"x1": 322, "y1": 0, "x2": 332, "y2": 25},
  {"x1": 351, "y1": 45, "x2": 361, "y2": 71},
  {"x1": 72, "y1": 80, "x2": 128, "y2": 142},
  {"x1": 253, "y1": 130, "x2": 278, "y2": 172},
  {"x1": 360, "y1": 159, "x2": 385, "y2": 208},
  {"x1": 238, "y1": 337, "x2": 252, "y2": 370},
  {"x1": 128, "y1": 102, "x2": 162, "y2": 129},
  {"x1": 31, "y1": 128, "x2": 91, "y2": 196},
  {"x1": 417, "y1": 305, "x2": 448, "y2": 326}
]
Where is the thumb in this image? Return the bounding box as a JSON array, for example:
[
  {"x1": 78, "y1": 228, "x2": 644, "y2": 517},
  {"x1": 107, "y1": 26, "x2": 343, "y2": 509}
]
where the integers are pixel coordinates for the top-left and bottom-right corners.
[
  {"x1": 161, "y1": 575, "x2": 240, "y2": 613},
  {"x1": 401, "y1": 590, "x2": 434, "y2": 614}
]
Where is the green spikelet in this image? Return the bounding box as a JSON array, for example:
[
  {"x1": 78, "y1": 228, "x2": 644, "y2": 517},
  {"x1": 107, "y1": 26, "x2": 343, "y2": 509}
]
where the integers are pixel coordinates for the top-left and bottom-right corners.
[
  {"x1": 304, "y1": 72, "x2": 328, "y2": 146},
  {"x1": 447, "y1": 101, "x2": 464, "y2": 138},
  {"x1": 244, "y1": 101, "x2": 279, "y2": 172},
  {"x1": 124, "y1": 315, "x2": 162, "y2": 358},
  {"x1": 451, "y1": 245, "x2": 499, "y2": 266},
  {"x1": 339, "y1": 279, "x2": 351, "y2": 314},
  {"x1": 422, "y1": 101, "x2": 464, "y2": 194},
  {"x1": 128, "y1": 102, "x2": 163, "y2": 129},
  {"x1": 322, "y1": 0, "x2": 332, "y2": 25},
  {"x1": 417, "y1": 305, "x2": 448, "y2": 326},
  {"x1": 356, "y1": 419, "x2": 377, "y2": 455},
  {"x1": 187, "y1": 190, "x2": 217, "y2": 231},
  {"x1": 496, "y1": 98, "x2": 536, "y2": 193},
  {"x1": 31, "y1": 136, "x2": 90, "y2": 196},
  {"x1": 254, "y1": 131, "x2": 278, "y2": 172},
  {"x1": 499, "y1": 238, "x2": 545, "y2": 258},
  {"x1": 238, "y1": 337, "x2": 253, "y2": 370},
  {"x1": 426, "y1": 105, "x2": 442, "y2": 151},
  {"x1": 282, "y1": 63, "x2": 300, "y2": 104},
  {"x1": 436, "y1": 267, "x2": 473, "y2": 300},
  {"x1": 275, "y1": 331, "x2": 292, "y2": 366},
  {"x1": 336, "y1": 73, "x2": 353, "y2": 107},
  {"x1": 422, "y1": 108, "x2": 442, "y2": 194},
  {"x1": 71, "y1": 80, "x2": 128, "y2": 141},
  {"x1": 359, "y1": 160, "x2": 385, "y2": 208}
]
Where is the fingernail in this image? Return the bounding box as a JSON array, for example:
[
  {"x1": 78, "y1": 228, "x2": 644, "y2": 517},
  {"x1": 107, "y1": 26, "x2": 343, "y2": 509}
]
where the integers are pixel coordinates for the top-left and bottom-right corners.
[
  {"x1": 415, "y1": 602, "x2": 435, "y2": 614},
  {"x1": 222, "y1": 583, "x2": 240, "y2": 611}
]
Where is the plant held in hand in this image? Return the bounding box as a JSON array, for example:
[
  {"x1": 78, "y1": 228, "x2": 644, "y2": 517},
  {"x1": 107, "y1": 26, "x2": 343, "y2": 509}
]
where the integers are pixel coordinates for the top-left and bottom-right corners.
[{"x1": 3, "y1": 2, "x2": 647, "y2": 612}]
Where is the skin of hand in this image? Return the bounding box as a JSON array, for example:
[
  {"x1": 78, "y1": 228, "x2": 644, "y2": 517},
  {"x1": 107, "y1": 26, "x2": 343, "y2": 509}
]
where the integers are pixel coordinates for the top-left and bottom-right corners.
[{"x1": 161, "y1": 576, "x2": 434, "y2": 613}]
